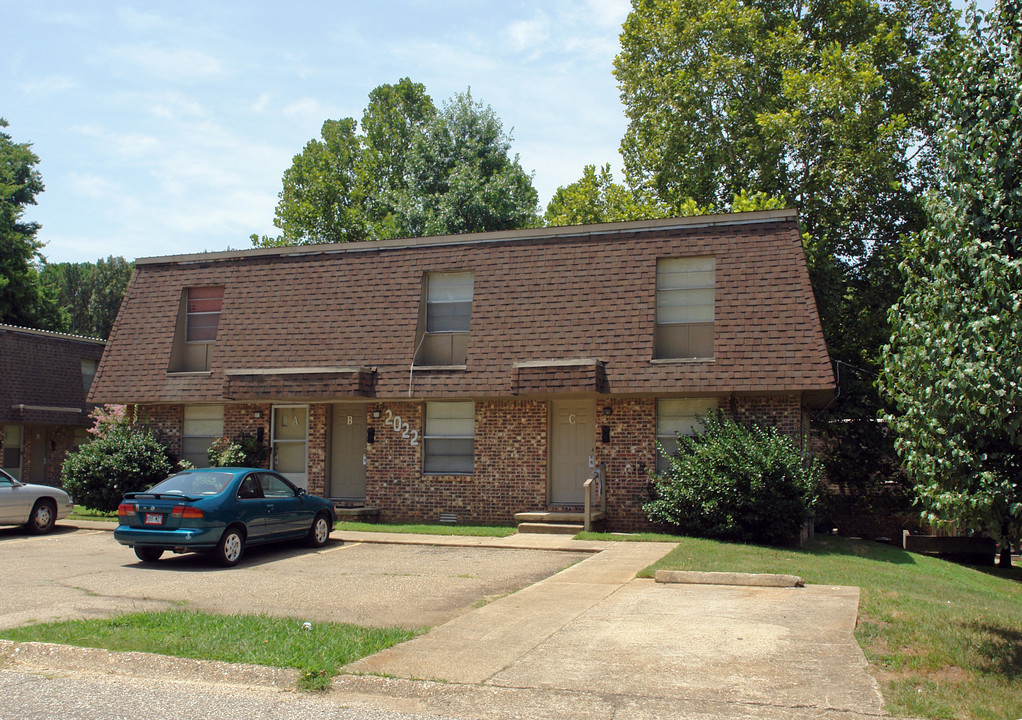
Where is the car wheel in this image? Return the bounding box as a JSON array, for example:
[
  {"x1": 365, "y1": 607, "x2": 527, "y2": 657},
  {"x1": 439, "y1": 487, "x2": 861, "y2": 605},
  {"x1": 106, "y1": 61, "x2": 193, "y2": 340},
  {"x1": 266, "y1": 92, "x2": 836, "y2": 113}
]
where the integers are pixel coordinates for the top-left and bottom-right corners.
[
  {"x1": 134, "y1": 546, "x2": 164, "y2": 563},
  {"x1": 306, "y1": 512, "x2": 331, "y2": 548},
  {"x1": 27, "y1": 499, "x2": 56, "y2": 535},
  {"x1": 215, "y1": 527, "x2": 245, "y2": 567}
]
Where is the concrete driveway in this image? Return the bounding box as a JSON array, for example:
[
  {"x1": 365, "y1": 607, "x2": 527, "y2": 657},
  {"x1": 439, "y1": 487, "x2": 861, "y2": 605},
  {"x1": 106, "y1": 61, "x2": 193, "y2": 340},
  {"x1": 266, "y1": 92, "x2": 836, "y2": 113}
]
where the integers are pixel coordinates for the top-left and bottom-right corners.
[
  {"x1": 0, "y1": 523, "x2": 887, "y2": 719},
  {"x1": 0, "y1": 524, "x2": 589, "y2": 630}
]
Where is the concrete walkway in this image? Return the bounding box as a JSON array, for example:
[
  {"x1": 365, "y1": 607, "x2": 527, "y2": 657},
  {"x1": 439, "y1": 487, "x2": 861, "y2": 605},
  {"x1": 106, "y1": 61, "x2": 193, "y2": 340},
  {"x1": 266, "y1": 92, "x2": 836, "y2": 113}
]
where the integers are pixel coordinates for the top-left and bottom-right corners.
[
  {"x1": 18, "y1": 522, "x2": 888, "y2": 719},
  {"x1": 339, "y1": 536, "x2": 885, "y2": 719}
]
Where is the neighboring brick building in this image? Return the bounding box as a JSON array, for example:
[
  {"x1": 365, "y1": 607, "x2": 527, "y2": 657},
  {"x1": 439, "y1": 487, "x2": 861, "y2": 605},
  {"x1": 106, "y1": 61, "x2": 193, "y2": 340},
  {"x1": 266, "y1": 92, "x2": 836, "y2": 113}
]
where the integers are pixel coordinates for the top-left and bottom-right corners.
[
  {"x1": 90, "y1": 210, "x2": 834, "y2": 531},
  {"x1": 0, "y1": 325, "x2": 105, "y2": 486}
]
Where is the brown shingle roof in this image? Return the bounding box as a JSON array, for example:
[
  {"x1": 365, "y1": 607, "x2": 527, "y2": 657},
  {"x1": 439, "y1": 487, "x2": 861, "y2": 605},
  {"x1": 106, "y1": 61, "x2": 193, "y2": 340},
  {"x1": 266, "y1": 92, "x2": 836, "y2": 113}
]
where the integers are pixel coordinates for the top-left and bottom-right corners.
[
  {"x1": 92, "y1": 210, "x2": 834, "y2": 404},
  {"x1": 0, "y1": 325, "x2": 105, "y2": 426}
]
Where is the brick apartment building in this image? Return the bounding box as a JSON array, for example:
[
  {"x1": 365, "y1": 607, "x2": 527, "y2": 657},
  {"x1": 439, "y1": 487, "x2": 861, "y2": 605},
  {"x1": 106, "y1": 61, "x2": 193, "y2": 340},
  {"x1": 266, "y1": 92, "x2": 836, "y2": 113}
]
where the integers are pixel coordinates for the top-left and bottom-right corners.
[
  {"x1": 89, "y1": 209, "x2": 834, "y2": 531},
  {"x1": 0, "y1": 325, "x2": 105, "y2": 486}
]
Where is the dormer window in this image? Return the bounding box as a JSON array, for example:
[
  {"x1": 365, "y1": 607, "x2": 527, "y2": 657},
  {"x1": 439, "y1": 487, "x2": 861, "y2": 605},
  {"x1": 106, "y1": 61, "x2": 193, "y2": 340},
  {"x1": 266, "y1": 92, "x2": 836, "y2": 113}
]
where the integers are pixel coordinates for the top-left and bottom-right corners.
[
  {"x1": 186, "y1": 287, "x2": 224, "y2": 341},
  {"x1": 81, "y1": 358, "x2": 97, "y2": 397},
  {"x1": 415, "y1": 272, "x2": 473, "y2": 366},
  {"x1": 655, "y1": 257, "x2": 714, "y2": 359},
  {"x1": 169, "y1": 286, "x2": 224, "y2": 373}
]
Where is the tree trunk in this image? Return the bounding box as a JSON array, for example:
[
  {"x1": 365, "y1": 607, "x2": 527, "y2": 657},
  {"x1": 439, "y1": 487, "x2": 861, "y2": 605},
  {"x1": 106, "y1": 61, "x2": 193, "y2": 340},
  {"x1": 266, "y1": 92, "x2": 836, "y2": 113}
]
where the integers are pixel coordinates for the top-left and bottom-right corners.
[{"x1": 999, "y1": 544, "x2": 1012, "y2": 568}]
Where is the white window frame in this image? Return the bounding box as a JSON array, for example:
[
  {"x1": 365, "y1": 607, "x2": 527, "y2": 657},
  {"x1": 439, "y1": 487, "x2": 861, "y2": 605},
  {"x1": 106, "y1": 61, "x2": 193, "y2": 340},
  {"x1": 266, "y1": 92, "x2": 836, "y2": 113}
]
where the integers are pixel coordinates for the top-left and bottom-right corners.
[
  {"x1": 655, "y1": 257, "x2": 715, "y2": 359},
  {"x1": 182, "y1": 404, "x2": 224, "y2": 468},
  {"x1": 185, "y1": 286, "x2": 224, "y2": 343},
  {"x1": 655, "y1": 398, "x2": 717, "y2": 473},
  {"x1": 423, "y1": 401, "x2": 475, "y2": 475},
  {"x1": 426, "y1": 272, "x2": 474, "y2": 334}
]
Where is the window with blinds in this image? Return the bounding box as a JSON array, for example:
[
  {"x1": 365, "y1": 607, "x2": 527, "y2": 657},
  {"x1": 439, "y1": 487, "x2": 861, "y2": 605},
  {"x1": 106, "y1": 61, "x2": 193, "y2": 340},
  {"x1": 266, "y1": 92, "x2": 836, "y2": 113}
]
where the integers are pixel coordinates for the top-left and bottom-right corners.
[
  {"x1": 655, "y1": 398, "x2": 717, "y2": 473},
  {"x1": 182, "y1": 404, "x2": 224, "y2": 468},
  {"x1": 416, "y1": 272, "x2": 473, "y2": 366},
  {"x1": 655, "y1": 257, "x2": 714, "y2": 359},
  {"x1": 423, "y1": 401, "x2": 474, "y2": 474}
]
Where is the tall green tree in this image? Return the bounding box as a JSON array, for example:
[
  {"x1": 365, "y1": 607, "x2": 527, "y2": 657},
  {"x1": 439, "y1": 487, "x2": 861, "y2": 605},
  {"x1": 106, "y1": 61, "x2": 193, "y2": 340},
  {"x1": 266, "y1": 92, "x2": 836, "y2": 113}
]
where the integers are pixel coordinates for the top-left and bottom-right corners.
[
  {"x1": 879, "y1": 1, "x2": 1022, "y2": 567},
  {"x1": 544, "y1": 164, "x2": 671, "y2": 225},
  {"x1": 0, "y1": 118, "x2": 53, "y2": 327},
  {"x1": 254, "y1": 80, "x2": 537, "y2": 247},
  {"x1": 395, "y1": 90, "x2": 538, "y2": 237},
  {"x1": 614, "y1": 0, "x2": 959, "y2": 362},
  {"x1": 39, "y1": 256, "x2": 134, "y2": 339},
  {"x1": 613, "y1": 0, "x2": 962, "y2": 513}
]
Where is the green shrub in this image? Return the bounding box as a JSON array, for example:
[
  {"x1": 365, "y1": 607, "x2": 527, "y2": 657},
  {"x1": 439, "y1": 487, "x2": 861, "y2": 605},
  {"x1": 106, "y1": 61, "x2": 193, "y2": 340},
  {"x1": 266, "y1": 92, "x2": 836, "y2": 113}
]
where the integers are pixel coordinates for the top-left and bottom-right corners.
[
  {"x1": 62, "y1": 423, "x2": 174, "y2": 512},
  {"x1": 206, "y1": 433, "x2": 268, "y2": 468},
  {"x1": 644, "y1": 411, "x2": 821, "y2": 545}
]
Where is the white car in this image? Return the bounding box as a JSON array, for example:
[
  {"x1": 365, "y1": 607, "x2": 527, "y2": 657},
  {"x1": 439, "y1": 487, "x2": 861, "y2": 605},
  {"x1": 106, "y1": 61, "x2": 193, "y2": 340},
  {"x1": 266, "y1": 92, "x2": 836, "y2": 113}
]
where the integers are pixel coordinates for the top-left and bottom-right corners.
[{"x1": 0, "y1": 468, "x2": 74, "y2": 534}]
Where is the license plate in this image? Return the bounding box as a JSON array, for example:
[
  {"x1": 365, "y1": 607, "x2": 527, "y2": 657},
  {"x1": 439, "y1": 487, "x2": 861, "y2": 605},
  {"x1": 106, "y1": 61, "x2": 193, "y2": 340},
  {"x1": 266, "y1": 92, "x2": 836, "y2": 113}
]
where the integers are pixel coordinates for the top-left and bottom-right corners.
[{"x1": 144, "y1": 513, "x2": 164, "y2": 526}]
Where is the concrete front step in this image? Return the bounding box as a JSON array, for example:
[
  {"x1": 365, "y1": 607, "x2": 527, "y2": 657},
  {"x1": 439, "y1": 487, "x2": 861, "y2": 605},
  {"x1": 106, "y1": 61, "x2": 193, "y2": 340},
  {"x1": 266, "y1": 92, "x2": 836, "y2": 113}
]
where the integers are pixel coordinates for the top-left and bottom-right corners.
[
  {"x1": 517, "y1": 522, "x2": 584, "y2": 535},
  {"x1": 333, "y1": 506, "x2": 381, "y2": 522},
  {"x1": 514, "y1": 511, "x2": 606, "y2": 524}
]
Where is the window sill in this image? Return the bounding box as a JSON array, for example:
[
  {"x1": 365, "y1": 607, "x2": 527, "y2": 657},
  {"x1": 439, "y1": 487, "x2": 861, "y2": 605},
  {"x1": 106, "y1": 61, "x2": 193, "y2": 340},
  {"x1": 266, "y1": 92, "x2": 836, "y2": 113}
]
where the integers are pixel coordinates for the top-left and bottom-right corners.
[
  {"x1": 422, "y1": 472, "x2": 475, "y2": 478},
  {"x1": 411, "y1": 365, "x2": 468, "y2": 371},
  {"x1": 166, "y1": 371, "x2": 213, "y2": 377},
  {"x1": 650, "y1": 357, "x2": 714, "y2": 364}
]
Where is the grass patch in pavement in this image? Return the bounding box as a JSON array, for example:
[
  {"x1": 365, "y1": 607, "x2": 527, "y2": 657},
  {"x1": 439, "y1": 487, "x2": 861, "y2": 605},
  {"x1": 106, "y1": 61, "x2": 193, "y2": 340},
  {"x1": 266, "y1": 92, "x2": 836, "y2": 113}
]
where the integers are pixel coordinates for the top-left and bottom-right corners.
[
  {"x1": 575, "y1": 530, "x2": 683, "y2": 542},
  {"x1": 640, "y1": 534, "x2": 1022, "y2": 720},
  {"x1": 69, "y1": 505, "x2": 117, "y2": 521},
  {"x1": 0, "y1": 610, "x2": 420, "y2": 691},
  {"x1": 336, "y1": 521, "x2": 516, "y2": 537}
]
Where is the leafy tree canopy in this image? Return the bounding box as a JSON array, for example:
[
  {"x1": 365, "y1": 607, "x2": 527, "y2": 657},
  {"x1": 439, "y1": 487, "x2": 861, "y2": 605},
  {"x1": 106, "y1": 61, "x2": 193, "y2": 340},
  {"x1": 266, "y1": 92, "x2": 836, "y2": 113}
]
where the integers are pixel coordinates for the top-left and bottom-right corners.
[
  {"x1": 39, "y1": 256, "x2": 134, "y2": 339},
  {"x1": 0, "y1": 118, "x2": 54, "y2": 327},
  {"x1": 253, "y1": 79, "x2": 538, "y2": 247},
  {"x1": 879, "y1": 1, "x2": 1022, "y2": 566},
  {"x1": 613, "y1": 0, "x2": 961, "y2": 367}
]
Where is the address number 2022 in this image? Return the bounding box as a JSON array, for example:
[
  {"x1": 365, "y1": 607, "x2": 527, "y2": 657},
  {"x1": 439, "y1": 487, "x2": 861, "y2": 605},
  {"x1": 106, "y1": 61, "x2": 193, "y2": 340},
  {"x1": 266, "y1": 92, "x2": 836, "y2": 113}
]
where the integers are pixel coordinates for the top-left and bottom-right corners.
[{"x1": 383, "y1": 408, "x2": 419, "y2": 446}]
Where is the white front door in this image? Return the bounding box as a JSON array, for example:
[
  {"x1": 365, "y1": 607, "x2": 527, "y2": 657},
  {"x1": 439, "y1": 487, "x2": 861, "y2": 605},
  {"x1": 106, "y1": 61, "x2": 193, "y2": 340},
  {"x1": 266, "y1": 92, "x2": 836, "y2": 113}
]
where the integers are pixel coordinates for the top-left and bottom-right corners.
[
  {"x1": 549, "y1": 400, "x2": 595, "y2": 505},
  {"x1": 271, "y1": 405, "x2": 308, "y2": 489}
]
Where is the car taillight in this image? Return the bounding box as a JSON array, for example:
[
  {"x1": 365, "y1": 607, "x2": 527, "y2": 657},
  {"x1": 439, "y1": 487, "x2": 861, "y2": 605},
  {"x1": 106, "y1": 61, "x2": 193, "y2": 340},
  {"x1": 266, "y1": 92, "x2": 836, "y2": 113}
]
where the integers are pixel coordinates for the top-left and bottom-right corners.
[
  {"x1": 171, "y1": 505, "x2": 203, "y2": 519},
  {"x1": 117, "y1": 503, "x2": 135, "y2": 516}
]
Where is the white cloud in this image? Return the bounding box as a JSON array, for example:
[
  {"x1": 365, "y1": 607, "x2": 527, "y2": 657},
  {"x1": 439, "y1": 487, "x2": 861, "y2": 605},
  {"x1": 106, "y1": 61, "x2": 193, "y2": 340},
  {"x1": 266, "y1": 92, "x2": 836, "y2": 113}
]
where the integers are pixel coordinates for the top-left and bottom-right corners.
[
  {"x1": 507, "y1": 14, "x2": 551, "y2": 54},
  {"x1": 20, "y1": 75, "x2": 77, "y2": 96},
  {"x1": 67, "y1": 172, "x2": 120, "y2": 200},
  {"x1": 107, "y1": 45, "x2": 226, "y2": 82},
  {"x1": 251, "y1": 93, "x2": 273, "y2": 113},
  {"x1": 75, "y1": 125, "x2": 161, "y2": 159},
  {"x1": 115, "y1": 7, "x2": 171, "y2": 32},
  {"x1": 145, "y1": 91, "x2": 206, "y2": 120}
]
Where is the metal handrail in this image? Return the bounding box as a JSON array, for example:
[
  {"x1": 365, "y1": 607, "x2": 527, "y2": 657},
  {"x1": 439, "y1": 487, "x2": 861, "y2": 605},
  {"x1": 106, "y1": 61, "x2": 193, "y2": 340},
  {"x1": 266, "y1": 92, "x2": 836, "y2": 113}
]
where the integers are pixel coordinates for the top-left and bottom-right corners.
[{"x1": 583, "y1": 463, "x2": 605, "y2": 532}]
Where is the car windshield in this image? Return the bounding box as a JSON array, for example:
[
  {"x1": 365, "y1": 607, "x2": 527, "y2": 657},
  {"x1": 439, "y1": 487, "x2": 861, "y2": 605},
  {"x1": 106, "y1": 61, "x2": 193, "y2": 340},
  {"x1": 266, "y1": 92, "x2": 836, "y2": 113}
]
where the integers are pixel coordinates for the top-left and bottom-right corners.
[{"x1": 147, "y1": 472, "x2": 234, "y2": 496}]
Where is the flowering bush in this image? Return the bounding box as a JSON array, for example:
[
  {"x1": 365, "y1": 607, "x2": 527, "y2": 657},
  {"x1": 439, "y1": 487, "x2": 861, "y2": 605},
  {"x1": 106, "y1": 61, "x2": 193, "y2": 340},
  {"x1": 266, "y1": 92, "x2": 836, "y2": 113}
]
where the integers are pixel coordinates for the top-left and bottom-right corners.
[{"x1": 62, "y1": 415, "x2": 173, "y2": 512}]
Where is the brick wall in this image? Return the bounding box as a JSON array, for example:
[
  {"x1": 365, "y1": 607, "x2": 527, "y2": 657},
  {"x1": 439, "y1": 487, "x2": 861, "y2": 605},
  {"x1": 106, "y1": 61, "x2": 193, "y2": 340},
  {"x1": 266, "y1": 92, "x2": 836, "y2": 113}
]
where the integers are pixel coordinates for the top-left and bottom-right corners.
[
  {"x1": 137, "y1": 405, "x2": 184, "y2": 460},
  {"x1": 307, "y1": 404, "x2": 328, "y2": 495},
  {"x1": 596, "y1": 397, "x2": 660, "y2": 532},
  {"x1": 134, "y1": 395, "x2": 813, "y2": 532},
  {"x1": 360, "y1": 400, "x2": 549, "y2": 525}
]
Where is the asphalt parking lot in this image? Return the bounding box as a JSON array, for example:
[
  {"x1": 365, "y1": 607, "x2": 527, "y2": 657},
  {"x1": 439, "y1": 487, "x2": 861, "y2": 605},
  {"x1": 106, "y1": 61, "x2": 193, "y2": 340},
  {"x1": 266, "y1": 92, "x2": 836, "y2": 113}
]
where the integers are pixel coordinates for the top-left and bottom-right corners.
[{"x1": 0, "y1": 525, "x2": 589, "y2": 631}]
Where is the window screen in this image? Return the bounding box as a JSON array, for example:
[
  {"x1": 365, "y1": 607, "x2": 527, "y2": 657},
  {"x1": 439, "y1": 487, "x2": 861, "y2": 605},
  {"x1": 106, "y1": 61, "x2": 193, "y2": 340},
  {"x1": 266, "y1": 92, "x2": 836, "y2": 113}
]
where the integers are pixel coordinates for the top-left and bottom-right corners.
[
  {"x1": 423, "y1": 401, "x2": 474, "y2": 474},
  {"x1": 426, "y1": 272, "x2": 473, "y2": 333},
  {"x1": 182, "y1": 404, "x2": 224, "y2": 468},
  {"x1": 655, "y1": 257, "x2": 715, "y2": 359},
  {"x1": 655, "y1": 398, "x2": 717, "y2": 473},
  {"x1": 186, "y1": 287, "x2": 224, "y2": 342}
]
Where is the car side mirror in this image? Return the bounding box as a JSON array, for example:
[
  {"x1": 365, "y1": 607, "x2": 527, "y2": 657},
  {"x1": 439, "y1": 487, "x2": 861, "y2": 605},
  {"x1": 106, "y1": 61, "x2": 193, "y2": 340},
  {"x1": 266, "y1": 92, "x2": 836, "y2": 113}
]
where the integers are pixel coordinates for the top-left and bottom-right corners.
[{"x1": 297, "y1": 487, "x2": 307, "y2": 496}]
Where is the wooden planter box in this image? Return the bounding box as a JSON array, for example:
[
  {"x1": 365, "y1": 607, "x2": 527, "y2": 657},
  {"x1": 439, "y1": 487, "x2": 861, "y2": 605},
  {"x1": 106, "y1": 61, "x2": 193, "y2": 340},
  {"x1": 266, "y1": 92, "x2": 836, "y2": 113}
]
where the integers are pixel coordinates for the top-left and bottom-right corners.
[{"x1": 903, "y1": 531, "x2": 996, "y2": 566}]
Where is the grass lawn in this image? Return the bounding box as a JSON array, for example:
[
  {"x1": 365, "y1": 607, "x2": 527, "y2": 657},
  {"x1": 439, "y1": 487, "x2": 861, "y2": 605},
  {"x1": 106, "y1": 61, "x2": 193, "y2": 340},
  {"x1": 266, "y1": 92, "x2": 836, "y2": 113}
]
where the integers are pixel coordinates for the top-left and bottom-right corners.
[
  {"x1": 69, "y1": 505, "x2": 117, "y2": 522},
  {"x1": 336, "y1": 520, "x2": 516, "y2": 537},
  {"x1": 0, "y1": 610, "x2": 419, "y2": 691},
  {"x1": 627, "y1": 533, "x2": 1021, "y2": 720}
]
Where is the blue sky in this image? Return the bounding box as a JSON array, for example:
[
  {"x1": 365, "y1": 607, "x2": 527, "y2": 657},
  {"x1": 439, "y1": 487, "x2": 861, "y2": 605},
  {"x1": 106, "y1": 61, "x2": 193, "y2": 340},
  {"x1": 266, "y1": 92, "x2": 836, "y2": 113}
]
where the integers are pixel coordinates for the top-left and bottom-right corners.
[{"x1": 3, "y1": 1, "x2": 992, "y2": 264}]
